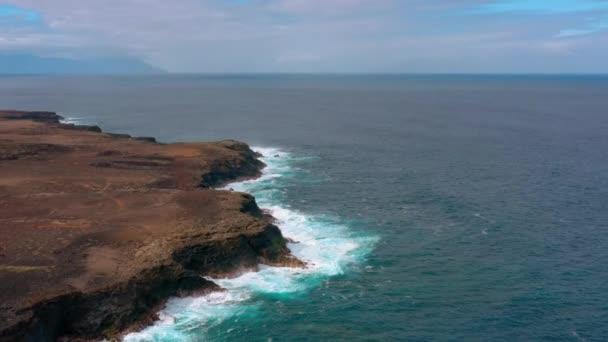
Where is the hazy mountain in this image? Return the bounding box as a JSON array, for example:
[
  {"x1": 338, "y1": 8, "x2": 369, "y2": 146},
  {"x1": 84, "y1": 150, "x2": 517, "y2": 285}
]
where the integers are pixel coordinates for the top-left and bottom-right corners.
[{"x1": 0, "y1": 54, "x2": 164, "y2": 75}]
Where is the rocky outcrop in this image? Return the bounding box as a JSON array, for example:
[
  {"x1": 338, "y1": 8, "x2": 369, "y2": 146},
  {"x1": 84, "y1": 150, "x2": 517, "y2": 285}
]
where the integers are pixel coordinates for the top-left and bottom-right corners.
[
  {"x1": 1, "y1": 110, "x2": 62, "y2": 123},
  {"x1": 0, "y1": 111, "x2": 301, "y2": 341},
  {"x1": 198, "y1": 140, "x2": 265, "y2": 188},
  {"x1": 1, "y1": 265, "x2": 219, "y2": 341}
]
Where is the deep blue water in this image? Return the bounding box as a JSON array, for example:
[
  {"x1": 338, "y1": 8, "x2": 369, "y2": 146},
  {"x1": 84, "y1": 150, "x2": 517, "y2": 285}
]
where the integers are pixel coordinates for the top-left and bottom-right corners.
[{"x1": 1, "y1": 75, "x2": 607, "y2": 341}]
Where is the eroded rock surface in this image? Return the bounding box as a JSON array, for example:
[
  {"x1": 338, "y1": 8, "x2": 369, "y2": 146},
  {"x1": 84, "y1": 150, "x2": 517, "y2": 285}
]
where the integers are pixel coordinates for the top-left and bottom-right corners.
[{"x1": 0, "y1": 111, "x2": 301, "y2": 341}]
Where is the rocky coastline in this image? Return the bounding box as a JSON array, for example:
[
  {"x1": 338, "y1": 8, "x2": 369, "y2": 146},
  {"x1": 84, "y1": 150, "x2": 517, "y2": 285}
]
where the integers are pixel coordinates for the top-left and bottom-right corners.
[{"x1": 0, "y1": 110, "x2": 302, "y2": 341}]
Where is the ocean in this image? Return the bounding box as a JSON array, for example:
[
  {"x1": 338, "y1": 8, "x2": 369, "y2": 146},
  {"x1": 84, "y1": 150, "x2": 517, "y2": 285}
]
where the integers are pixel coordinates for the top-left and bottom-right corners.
[{"x1": 1, "y1": 74, "x2": 607, "y2": 341}]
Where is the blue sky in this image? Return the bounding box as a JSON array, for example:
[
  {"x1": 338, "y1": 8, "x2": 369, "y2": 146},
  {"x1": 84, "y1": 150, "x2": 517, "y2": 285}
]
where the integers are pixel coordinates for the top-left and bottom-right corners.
[
  {"x1": 470, "y1": 0, "x2": 608, "y2": 14},
  {"x1": 1, "y1": 0, "x2": 608, "y2": 73},
  {"x1": 0, "y1": 4, "x2": 39, "y2": 23}
]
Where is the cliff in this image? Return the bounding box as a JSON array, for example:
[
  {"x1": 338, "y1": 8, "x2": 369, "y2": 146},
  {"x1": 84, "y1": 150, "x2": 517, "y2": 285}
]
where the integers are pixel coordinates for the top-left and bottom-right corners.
[{"x1": 0, "y1": 111, "x2": 302, "y2": 341}]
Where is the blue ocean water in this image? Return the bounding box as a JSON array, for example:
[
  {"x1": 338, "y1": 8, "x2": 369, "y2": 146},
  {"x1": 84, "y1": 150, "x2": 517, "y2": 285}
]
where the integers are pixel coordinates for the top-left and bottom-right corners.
[
  {"x1": 1, "y1": 75, "x2": 607, "y2": 341},
  {"x1": 124, "y1": 148, "x2": 378, "y2": 341}
]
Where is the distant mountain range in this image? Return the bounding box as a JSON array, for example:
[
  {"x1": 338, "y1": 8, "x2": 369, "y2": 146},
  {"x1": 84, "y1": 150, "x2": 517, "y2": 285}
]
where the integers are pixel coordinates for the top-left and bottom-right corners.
[{"x1": 0, "y1": 54, "x2": 164, "y2": 75}]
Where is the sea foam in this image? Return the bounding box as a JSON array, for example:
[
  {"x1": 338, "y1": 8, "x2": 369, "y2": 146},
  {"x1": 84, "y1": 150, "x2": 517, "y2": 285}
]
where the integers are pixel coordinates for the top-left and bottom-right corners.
[
  {"x1": 124, "y1": 147, "x2": 377, "y2": 341},
  {"x1": 58, "y1": 116, "x2": 86, "y2": 125}
]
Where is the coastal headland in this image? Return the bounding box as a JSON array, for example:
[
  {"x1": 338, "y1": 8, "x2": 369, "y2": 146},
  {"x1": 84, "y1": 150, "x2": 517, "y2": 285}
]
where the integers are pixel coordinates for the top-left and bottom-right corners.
[{"x1": 0, "y1": 110, "x2": 302, "y2": 341}]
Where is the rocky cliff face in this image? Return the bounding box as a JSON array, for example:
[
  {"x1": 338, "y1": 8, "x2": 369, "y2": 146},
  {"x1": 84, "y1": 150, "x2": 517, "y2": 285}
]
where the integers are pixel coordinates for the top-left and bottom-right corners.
[{"x1": 0, "y1": 111, "x2": 302, "y2": 341}]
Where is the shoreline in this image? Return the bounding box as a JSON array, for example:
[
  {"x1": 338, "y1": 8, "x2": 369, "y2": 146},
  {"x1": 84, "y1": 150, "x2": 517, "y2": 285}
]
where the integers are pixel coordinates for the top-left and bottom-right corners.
[
  {"x1": 0, "y1": 110, "x2": 303, "y2": 341},
  {"x1": 125, "y1": 146, "x2": 378, "y2": 341}
]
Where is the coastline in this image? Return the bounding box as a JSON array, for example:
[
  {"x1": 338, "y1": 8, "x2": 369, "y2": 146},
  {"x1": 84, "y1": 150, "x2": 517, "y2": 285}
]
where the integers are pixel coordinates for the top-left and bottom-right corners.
[
  {"x1": 0, "y1": 110, "x2": 303, "y2": 341},
  {"x1": 125, "y1": 146, "x2": 378, "y2": 341}
]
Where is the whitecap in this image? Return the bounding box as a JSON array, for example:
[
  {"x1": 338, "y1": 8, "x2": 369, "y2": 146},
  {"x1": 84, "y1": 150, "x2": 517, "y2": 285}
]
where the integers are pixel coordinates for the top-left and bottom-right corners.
[
  {"x1": 59, "y1": 116, "x2": 86, "y2": 125},
  {"x1": 124, "y1": 146, "x2": 377, "y2": 341}
]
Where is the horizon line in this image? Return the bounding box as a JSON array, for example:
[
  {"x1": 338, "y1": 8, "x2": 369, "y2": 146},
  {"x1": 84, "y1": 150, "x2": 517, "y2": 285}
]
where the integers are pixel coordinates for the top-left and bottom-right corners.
[{"x1": 2, "y1": 72, "x2": 608, "y2": 77}]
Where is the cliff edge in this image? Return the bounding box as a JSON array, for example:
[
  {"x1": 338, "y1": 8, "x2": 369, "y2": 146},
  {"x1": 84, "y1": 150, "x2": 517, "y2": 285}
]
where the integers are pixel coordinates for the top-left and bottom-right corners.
[{"x1": 0, "y1": 111, "x2": 301, "y2": 341}]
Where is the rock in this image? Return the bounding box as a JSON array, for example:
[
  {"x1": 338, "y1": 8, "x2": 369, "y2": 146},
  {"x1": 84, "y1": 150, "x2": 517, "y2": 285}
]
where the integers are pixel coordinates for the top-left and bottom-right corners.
[
  {"x1": 2, "y1": 111, "x2": 62, "y2": 123},
  {"x1": 0, "y1": 110, "x2": 302, "y2": 341},
  {"x1": 106, "y1": 132, "x2": 132, "y2": 139},
  {"x1": 134, "y1": 136, "x2": 157, "y2": 143},
  {"x1": 61, "y1": 123, "x2": 102, "y2": 132}
]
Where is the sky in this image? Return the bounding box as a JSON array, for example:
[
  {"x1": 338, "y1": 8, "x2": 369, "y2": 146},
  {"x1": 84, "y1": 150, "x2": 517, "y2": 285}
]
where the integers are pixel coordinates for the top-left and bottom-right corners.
[{"x1": 1, "y1": 0, "x2": 608, "y2": 73}]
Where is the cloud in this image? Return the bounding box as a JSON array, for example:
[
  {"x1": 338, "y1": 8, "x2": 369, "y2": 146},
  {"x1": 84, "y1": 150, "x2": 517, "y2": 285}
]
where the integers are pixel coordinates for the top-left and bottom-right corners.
[
  {"x1": 0, "y1": 0, "x2": 607, "y2": 72},
  {"x1": 463, "y1": 0, "x2": 608, "y2": 38},
  {"x1": 270, "y1": 0, "x2": 390, "y2": 15},
  {"x1": 557, "y1": 17, "x2": 608, "y2": 36},
  {"x1": 276, "y1": 51, "x2": 321, "y2": 63}
]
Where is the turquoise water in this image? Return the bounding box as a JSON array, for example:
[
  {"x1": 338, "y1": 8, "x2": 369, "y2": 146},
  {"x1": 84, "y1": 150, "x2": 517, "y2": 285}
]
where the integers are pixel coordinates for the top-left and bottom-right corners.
[
  {"x1": 124, "y1": 148, "x2": 378, "y2": 341},
  {"x1": 1, "y1": 75, "x2": 608, "y2": 340}
]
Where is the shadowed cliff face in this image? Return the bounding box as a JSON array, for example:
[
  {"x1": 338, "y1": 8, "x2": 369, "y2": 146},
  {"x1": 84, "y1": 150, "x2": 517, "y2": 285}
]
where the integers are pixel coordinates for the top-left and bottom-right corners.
[{"x1": 0, "y1": 111, "x2": 301, "y2": 341}]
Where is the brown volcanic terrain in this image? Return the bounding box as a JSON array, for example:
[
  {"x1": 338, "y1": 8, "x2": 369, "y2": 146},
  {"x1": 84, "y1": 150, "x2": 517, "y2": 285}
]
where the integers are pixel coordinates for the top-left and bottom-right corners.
[{"x1": 0, "y1": 111, "x2": 301, "y2": 341}]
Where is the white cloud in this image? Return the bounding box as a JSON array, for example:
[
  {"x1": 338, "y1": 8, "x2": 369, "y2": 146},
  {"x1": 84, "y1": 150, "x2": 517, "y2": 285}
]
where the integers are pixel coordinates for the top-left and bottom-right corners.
[{"x1": 1, "y1": 0, "x2": 607, "y2": 72}]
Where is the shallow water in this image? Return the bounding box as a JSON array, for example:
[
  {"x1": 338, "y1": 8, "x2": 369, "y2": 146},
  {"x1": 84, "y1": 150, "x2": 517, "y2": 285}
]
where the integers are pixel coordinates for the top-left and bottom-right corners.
[{"x1": 1, "y1": 75, "x2": 607, "y2": 340}]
